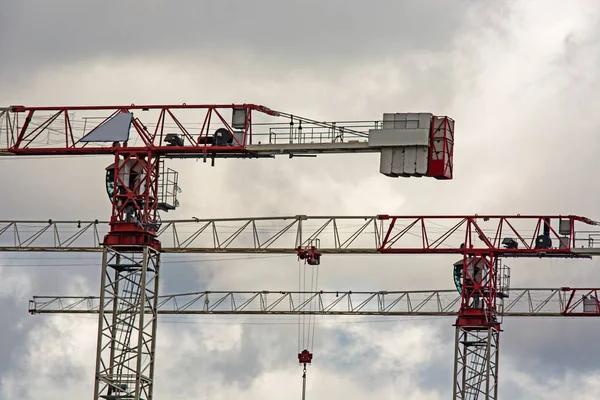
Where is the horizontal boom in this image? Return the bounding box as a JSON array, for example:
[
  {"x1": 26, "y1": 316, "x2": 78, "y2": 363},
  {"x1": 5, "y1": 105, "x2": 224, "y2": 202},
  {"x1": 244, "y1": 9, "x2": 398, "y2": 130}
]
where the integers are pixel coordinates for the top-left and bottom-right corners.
[
  {"x1": 0, "y1": 104, "x2": 454, "y2": 179},
  {"x1": 28, "y1": 288, "x2": 600, "y2": 317},
  {"x1": 1, "y1": 215, "x2": 599, "y2": 256}
]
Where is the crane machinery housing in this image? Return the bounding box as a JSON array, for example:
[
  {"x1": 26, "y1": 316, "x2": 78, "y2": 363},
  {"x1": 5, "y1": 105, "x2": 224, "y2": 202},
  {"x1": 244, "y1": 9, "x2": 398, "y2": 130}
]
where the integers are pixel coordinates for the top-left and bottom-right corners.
[{"x1": 1, "y1": 104, "x2": 599, "y2": 400}]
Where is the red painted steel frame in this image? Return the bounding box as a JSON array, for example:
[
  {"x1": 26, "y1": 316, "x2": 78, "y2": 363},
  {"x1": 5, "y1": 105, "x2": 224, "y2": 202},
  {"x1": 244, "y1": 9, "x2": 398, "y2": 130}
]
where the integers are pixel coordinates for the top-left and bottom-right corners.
[
  {"x1": 376, "y1": 214, "x2": 597, "y2": 256},
  {"x1": 428, "y1": 116, "x2": 454, "y2": 180},
  {"x1": 456, "y1": 254, "x2": 501, "y2": 329},
  {"x1": 297, "y1": 245, "x2": 321, "y2": 265},
  {"x1": 4, "y1": 104, "x2": 279, "y2": 156},
  {"x1": 3, "y1": 104, "x2": 290, "y2": 246},
  {"x1": 103, "y1": 150, "x2": 162, "y2": 249},
  {"x1": 561, "y1": 288, "x2": 600, "y2": 316},
  {"x1": 374, "y1": 214, "x2": 600, "y2": 332}
]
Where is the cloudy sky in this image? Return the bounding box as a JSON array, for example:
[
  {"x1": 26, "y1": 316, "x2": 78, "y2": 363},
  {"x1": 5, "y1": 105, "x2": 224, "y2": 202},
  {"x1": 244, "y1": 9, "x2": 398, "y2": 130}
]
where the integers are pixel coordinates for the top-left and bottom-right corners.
[{"x1": 2, "y1": 0, "x2": 600, "y2": 399}]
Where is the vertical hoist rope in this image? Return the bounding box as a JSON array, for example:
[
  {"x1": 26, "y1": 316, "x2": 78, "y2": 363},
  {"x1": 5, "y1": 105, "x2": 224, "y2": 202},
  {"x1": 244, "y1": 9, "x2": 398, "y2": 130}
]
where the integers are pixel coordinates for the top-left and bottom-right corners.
[
  {"x1": 304, "y1": 258, "x2": 308, "y2": 346},
  {"x1": 298, "y1": 258, "x2": 320, "y2": 354},
  {"x1": 309, "y1": 258, "x2": 319, "y2": 351},
  {"x1": 298, "y1": 253, "x2": 320, "y2": 400},
  {"x1": 298, "y1": 258, "x2": 302, "y2": 354}
]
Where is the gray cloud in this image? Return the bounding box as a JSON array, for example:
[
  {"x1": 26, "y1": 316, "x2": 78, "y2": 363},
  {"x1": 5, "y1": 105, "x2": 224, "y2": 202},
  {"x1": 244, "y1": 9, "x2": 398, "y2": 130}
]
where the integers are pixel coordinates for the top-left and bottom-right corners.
[
  {"x1": 0, "y1": 298, "x2": 35, "y2": 388},
  {"x1": 0, "y1": 1, "x2": 476, "y2": 80},
  {"x1": 501, "y1": 318, "x2": 600, "y2": 375}
]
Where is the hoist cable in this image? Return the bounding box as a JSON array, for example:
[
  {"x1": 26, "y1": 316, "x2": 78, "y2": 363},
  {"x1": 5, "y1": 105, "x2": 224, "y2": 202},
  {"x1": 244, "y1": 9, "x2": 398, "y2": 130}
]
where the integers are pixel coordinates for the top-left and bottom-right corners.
[
  {"x1": 310, "y1": 261, "x2": 320, "y2": 352},
  {"x1": 308, "y1": 265, "x2": 312, "y2": 350},
  {"x1": 297, "y1": 258, "x2": 302, "y2": 354},
  {"x1": 296, "y1": 251, "x2": 321, "y2": 400},
  {"x1": 299, "y1": 258, "x2": 319, "y2": 354},
  {"x1": 302, "y1": 259, "x2": 307, "y2": 349}
]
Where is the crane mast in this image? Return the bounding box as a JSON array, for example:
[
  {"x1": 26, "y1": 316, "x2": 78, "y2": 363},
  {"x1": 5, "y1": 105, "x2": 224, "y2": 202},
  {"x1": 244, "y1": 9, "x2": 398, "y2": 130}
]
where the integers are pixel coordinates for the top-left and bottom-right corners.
[{"x1": 1, "y1": 104, "x2": 597, "y2": 399}]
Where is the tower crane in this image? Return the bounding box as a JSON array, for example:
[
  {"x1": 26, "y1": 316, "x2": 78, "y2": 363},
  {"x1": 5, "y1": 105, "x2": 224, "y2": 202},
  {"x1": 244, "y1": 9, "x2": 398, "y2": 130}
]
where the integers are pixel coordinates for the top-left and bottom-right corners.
[
  {"x1": 4, "y1": 216, "x2": 600, "y2": 399},
  {"x1": 1, "y1": 104, "x2": 598, "y2": 399},
  {"x1": 0, "y1": 104, "x2": 453, "y2": 399}
]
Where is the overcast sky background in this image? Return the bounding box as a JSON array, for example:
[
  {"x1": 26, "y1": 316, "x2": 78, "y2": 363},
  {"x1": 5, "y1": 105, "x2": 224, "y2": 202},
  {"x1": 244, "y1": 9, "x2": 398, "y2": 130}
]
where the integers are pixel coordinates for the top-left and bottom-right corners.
[{"x1": 2, "y1": 0, "x2": 600, "y2": 399}]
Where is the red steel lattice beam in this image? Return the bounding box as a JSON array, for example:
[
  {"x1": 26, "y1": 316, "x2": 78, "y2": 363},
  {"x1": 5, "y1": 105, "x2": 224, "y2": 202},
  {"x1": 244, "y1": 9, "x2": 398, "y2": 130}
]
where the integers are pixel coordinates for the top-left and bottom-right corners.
[
  {"x1": 378, "y1": 215, "x2": 599, "y2": 257},
  {"x1": 1, "y1": 104, "x2": 375, "y2": 156}
]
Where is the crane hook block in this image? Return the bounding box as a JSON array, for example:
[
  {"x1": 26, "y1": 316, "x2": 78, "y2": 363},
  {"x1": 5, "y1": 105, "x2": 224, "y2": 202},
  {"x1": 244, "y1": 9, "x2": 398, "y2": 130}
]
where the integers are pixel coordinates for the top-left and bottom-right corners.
[
  {"x1": 297, "y1": 246, "x2": 321, "y2": 265},
  {"x1": 298, "y1": 349, "x2": 313, "y2": 364}
]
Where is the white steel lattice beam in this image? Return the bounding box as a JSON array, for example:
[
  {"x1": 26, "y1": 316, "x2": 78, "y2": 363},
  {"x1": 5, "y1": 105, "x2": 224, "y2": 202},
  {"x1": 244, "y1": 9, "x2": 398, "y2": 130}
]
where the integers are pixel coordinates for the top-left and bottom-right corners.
[{"x1": 28, "y1": 287, "x2": 600, "y2": 317}]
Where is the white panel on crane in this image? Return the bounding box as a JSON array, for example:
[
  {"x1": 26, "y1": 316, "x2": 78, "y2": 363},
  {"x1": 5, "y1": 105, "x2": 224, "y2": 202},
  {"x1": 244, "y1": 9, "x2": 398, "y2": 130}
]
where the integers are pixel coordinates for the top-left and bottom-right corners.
[
  {"x1": 80, "y1": 112, "x2": 133, "y2": 142},
  {"x1": 382, "y1": 113, "x2": 395, "y2": 129},
  {"x1": 375, "y1": 113, "x2": 434, "y2": 177},
  {"x1": 583, "y1": 296, "x2": 599, "y2": 313},
  {"x1": 368, "y1": 129, "x2": 430, "y2": 147},
  {"x1": 380, "y1": 146, "x2": 429, "y2": 177},
  {"x1": 380, "y1": 148, "x2": 394, "y2": 176},
  {"x1": 559, "y1": 219, "x2": 572, "y2": 236},
  {"x1": 415, "y1": 146, "x2": 428, "y2": 175},
  {"x1": 232, "y1": 108, "x2": 247, "y2": 130},
  {"x1": 403, "y1": 147, "x2": 417, "y2": 174},
  {"x1": 382, "y1": 148, "x2": 411, "y2": 177},
  {"x1": 395, "y1": 113, "x2": 419, "y2": 129},
  {"x1": 368, "y1": 112, "x2": 432, "y2": 147},
  {"x1": 390, "y1": 112, "x2": 432, "y2": 129},
  {"x1": 391, "y1": 148, "x2": 405, "y2": 176}
]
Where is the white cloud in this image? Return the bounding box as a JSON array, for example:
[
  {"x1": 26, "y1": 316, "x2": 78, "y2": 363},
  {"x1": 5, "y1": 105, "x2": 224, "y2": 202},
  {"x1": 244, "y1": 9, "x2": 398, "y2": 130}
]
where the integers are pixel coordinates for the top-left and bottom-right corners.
[{"x1": 0, "y1": 264, "x2": 32, "y2": 300}]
